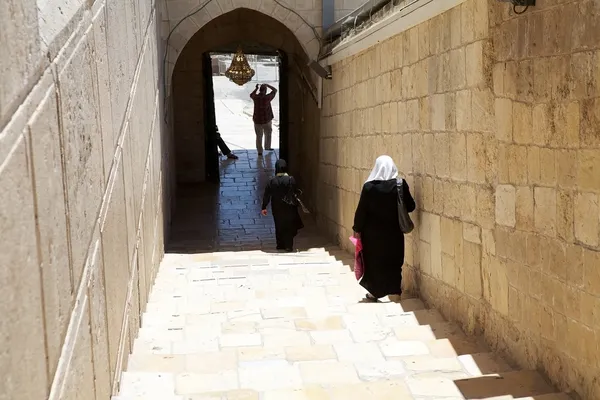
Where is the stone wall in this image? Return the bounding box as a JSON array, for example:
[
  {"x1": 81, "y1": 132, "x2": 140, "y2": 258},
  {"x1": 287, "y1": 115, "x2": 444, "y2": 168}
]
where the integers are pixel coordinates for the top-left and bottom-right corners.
[
  {"x1": 319, "y1": 0, "x2": 600, "y2": 398},
  {"x1": 0, "y1": 0, "x2": 167, "y2": 398}
]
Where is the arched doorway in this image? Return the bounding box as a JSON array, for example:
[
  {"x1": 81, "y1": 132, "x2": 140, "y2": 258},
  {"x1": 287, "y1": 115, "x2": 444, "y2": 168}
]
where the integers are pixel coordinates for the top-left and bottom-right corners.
[
  {"x1": 167, "y1": 8, "x2": 321, "y2": 250},
  {"x1": 170, "y1": 8, "x2": 319, "y2": 187}
]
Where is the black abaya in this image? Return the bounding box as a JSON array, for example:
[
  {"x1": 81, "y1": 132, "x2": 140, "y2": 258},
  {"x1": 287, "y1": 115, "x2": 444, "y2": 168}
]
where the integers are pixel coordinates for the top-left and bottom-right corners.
[
  {"x1": 262, "y1": 174, "x2": 304, "y2": 250},
  {"x1": 352, "y1": 179, "x2": 416, "y2": 298}
]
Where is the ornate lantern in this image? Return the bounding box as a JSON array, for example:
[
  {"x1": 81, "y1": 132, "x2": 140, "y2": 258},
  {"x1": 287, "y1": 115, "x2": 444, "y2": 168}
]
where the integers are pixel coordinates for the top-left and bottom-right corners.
[{"x1": 224, "y1": 47, "x2": 255, "y2": 86}]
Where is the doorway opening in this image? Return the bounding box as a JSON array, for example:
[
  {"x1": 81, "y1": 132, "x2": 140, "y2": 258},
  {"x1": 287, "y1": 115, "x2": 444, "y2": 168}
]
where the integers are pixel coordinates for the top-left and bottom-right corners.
[
  {"x1": 211, "y1": 52, "x2": 280, "y2": 153},
  {"x1": 203, "y1": 50, "x2": 289, "y2": 183}
]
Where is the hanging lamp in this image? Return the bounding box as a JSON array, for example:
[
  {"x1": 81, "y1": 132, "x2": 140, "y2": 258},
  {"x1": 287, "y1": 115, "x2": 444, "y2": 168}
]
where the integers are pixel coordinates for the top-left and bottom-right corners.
[{"x1": 224, "y1": 47, "x2": 255, "y2": 86}]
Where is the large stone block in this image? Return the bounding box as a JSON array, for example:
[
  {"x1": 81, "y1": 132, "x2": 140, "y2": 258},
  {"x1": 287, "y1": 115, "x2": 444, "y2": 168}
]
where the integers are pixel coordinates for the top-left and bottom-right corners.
[
  {"x1": 566, "y1": 243, "x2": 584, "y2": 288},
  {"x1": 93, "y1": 6, "x2": 116, "y2": 185},
  {"x1": 433, "y1": 133, "x2": 450, "y2": 178},
  {"x1": 422, "y1": 133, "x2": 434, "y2": 176},
  {"x1": 450, "y1": 47, "x2": 467, "y2": 90},
  {"x1": 106, "y1": 0, "x2": 135, "y2": 134},
  {"x1": 28, "y1": 86, "x2": 72, "y2": 380},
  {"x1": 494, "y1": 98, "x2": 512, "y2": 142},
  {"x1": 572, "y1": 0, "x2": 600, "y2": 51},
  {"x1": 430, "y1": 94, "x2": 445, "y2": 131},
  {"x1": 580, "y1": 98, "x2": 600, "y2": 147},
  {"x1": 101, "y1": 156, "x2": 131, "y2": 380},
  {"x1": 466, "y1": 134, "x2": 486, "y2": 184},
  {"x1": 430, "y1": 213, "x2": 442, "y2": 279},
  {"x1": 508, "y1": 145, "x2": 527, "y2": 185},
  {"x1": 551, "y1": 101, "x2": 580, "y2": 148},
  {"x1": 472, "y1": 88, "x2": 494, "y2": 132},
  {"x1": 515, "y1": 186, "x2": 534, "y2": 231},
  {"x1": 58, "y1": 299, "x2": 96, "y2": 400},
  {"x1": 495, "y1": 184, "x2": 516, "y2": 227},
  {"x1": 122, "y1": 126, "x2": 138, "y2": 264},
  {"x1": 0, "y1": 0, "x2": 43, "y2": 126},
  {"x1": 487, "y1": 256, "x2": 509, "y2": 316},
  {"x1": 577, "y1": 149, "x2": 600, "y2": 191},
  {"x1": 88, "y1": 243, "x2": 111, "y2": 399},
  {"x1": 461, "y1": 0, "x2": 475, "y2": 44},
  {"x1": 539, "y1": 148, "x2": 557, "y2": 187},
  {"x1": 533, "y1": 57, "x2": 552, "y2": 102},
  {"x1": 466, "y1": 41, "x2": 484, "y2": 88},
  {"x1": 532, "y1": 103, "x2": 551, "y2": 146},
  {"x1": 456, "y1": 90, "x2": 472, "y2": 132},
  {"x1": 583, "y1": 248, "x2": 600, "y2": 297},
  {"x1": 450, "y1": 133, "x2": 467, "y2": 181},
  {"x1": 444, "y1": 182, "x2": 462, "y2": 219},
  {"x1": 574, "y1": 192, "x2": 599, "y2": 247},
  {"x1": 477, "y1": 186, "x2": 495, "y2": 229},
  {"x1": 534, "y1": 187, "x2": 557, "y2": 237},
  {"x1": 58, "y1": 33, "x2": 104, "y2": 289},
  {"x1": 462, "y1": 184, "x2": 477, "y2": 223},
  {"x1": 512, "y1": 101, "x2": 532, "y2": 144},
  {"x1": 0, "y1": 137, "x2": 48, "y2": 399},
  {"x1": 556, "y1": 189, "x2": 575, "y2": 243}
]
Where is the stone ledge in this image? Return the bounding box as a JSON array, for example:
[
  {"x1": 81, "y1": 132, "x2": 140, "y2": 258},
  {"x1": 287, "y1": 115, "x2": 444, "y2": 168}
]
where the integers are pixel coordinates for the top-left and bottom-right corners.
[{"x1": 323, "y1": 0, "x2": 467, "y2": 65}]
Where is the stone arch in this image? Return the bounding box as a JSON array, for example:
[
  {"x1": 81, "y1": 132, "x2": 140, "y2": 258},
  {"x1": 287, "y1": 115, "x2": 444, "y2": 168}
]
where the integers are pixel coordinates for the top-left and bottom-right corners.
[
  {"x1": 164, "y1": 0, "x2": 321, "y2": 84},
  {"x1": 171, "y1": 8, "x2": 321, "y2": 193}
]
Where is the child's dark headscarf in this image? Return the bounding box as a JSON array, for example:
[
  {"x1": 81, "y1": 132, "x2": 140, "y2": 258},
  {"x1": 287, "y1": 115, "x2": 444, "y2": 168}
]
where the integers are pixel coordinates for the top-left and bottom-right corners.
[{"x1": 275, "y1": 159, "x2": 288, "y2": 175}]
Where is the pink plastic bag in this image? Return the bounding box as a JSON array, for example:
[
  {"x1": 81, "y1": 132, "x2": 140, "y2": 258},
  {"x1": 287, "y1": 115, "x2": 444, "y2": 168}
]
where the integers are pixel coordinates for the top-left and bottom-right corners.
[{"x1": 349, "y1": 236, "x2": 364, "y2": 281}]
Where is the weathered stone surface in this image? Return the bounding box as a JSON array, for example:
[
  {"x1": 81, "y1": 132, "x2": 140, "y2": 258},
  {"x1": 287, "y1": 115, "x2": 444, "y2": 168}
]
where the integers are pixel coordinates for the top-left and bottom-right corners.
[
  {"x1": 88, "y1": 242, "x2": 112, "y2": 400},
  {"x1": 2, "y1": 1, "x2": 162, "y2": 398},
  {"x1": 0, "y1": 137, "x2": 48, "y2": 399},
  {"x1": 534, "y1": 187, "x2": 557, "y2": 237},
  {"x1": 574, "y1": 192, "x2": 599, "y2": 246},
  {"x1": 495, "y1": 185, "x2": 516, "y2": 227},
  {"x1": 93, "y1": 6, "x2": 116, "y2": 185},
  {"x1": 58, "y1": 303, "x2": 96, "y2": 400},
  {"x1": 0, "y1": 0, "x2": 44, "y2": 126},
  {"x1": 28, "y1": 86, "x2": 72, "y2": 380},
  {"x1": 105, "y1": 0, "x2": 135, "y2": 134},
  {"x1": 102, "y1": 156, "x2": 133, "y2": 380},
  {"x1": 319, "y1": 1, "x2": 600, "y2": 398},
  {"x1": 58, "y1": 33, "x2": 104, "y2": 289}
]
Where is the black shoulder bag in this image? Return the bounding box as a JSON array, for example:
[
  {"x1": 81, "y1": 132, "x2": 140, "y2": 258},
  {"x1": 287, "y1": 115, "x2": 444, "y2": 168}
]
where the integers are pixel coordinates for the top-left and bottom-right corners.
[{"x1": 397, "y1": 180, "x2": 414, "y2": 234}]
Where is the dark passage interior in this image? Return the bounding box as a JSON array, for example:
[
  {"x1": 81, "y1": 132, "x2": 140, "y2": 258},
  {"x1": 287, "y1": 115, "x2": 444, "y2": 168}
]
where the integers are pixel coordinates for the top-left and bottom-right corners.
[{"x1": 167, "y1": 8, "x2": 322, "y2": 253}]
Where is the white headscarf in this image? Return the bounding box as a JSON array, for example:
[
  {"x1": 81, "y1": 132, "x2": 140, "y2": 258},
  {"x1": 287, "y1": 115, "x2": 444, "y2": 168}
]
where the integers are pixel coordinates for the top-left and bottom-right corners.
[{"x1": 365, "y1": 155, "x2": 400, "y2": 183}]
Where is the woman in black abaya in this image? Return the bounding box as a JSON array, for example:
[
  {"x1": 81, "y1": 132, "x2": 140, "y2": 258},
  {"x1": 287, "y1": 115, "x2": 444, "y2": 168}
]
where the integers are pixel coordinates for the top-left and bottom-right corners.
[
  {"x1": 353, "y1": 155, "x2": 416, "y2": 301},
  {"x1": 261, "y1": 159, "x2": 304, "y2": 252}
]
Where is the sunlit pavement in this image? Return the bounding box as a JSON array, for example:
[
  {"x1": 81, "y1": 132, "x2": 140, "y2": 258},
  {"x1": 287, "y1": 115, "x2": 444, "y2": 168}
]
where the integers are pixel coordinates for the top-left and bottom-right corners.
[{"x1": 214, "y1": 75, "x2": 280, "y2": 152}]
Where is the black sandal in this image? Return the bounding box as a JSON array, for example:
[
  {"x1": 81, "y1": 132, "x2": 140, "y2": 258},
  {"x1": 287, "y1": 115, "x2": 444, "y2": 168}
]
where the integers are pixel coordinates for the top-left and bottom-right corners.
[{"x1": 364, "y1": 293, "x2": 378, "y2": 302}]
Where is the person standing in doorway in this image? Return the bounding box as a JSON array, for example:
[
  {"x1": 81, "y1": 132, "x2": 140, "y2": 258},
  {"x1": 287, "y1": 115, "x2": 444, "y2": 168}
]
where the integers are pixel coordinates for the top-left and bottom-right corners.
[
  {"x1": 261, "y1": 159, "x2": 304, "y2": 252},
  {"x1": 250, "y1": 83, "x2": 277, "y2": 156}
]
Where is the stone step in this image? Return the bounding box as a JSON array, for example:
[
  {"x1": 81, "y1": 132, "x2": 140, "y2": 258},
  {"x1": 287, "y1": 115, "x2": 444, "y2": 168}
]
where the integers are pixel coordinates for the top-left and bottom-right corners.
[
  {"x1": 113, "y1": 397, "x2": 183, "y2": 400},
  {"x1": 119, "y1": 242, "x2": 568, "y2": 400},
  {"x1": 117, "y1": 372, "x2": 175, "y2": 398},
  {"x1": 516, "y1": 394, "x2": 573, "y2": 400},
  {"x1": 453, "y1": 370, "x2": 559, "y2": 398}
]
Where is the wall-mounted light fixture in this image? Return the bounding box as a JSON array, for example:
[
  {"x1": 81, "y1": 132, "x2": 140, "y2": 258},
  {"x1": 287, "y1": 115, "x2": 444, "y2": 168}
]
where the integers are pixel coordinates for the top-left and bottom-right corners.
[
  {"x1": 498, "y1": 0, "x2": 535, "y2": 15},
  {"x1": 308, "y1": 60, "x2": 332, "y2": 80}
]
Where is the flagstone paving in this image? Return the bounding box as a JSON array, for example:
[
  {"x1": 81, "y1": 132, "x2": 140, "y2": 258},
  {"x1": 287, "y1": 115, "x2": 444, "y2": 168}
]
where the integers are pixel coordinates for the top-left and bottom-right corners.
[{"x1": 114, "y1": 150, "x2": 570, "y2": 400}]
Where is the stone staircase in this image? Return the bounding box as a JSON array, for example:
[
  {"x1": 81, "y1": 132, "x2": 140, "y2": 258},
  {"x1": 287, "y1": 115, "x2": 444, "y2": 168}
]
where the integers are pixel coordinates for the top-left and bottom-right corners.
[{"x1": 113, "y1": 247, "x2": 571, "y2": 400}]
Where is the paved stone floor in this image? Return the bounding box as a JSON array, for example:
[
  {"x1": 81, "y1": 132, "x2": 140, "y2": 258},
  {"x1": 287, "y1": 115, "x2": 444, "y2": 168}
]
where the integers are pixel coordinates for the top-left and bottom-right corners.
[{"x1": 115, "y1": 152, "x2": 570, "y2": 399}]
